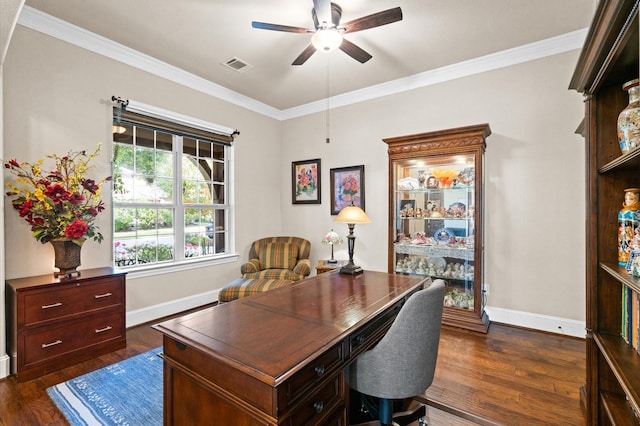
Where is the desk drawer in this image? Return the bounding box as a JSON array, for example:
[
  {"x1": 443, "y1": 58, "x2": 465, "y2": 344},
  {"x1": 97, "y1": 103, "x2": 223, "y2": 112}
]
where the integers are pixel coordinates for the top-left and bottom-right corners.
[
  {"x1": 22, "y1": 278, "x2": 124, "y2": 326},
  {"x1": 284, "y1": 342, "x2": 344, "y2": 407},
  {"x1": 286, "y1": 373, "x2": 343, "y2": 426},
  {"x1": 350, "y1": 301, "x2": 402, "y2": 356},
  {"x1": 23, "y1": 310, "x2": 124, "y2": 365}
]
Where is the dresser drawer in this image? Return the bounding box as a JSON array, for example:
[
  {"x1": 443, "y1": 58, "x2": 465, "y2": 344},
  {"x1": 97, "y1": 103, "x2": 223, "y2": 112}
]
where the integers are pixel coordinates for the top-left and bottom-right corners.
[
  {"x1": 23, "y1": 310, "x2": 124, "y2": 365},
  {"x1": 21, "y1": 277, "x2": 123, "y2": 326},
  {"x1": 283, "y1": 342, "x2": 344, "y2": 408}
]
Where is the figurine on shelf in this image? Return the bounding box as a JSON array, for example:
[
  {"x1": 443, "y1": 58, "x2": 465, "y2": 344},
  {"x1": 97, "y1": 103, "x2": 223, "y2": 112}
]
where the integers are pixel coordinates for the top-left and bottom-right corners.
[
  {"x1": 411, "y1": 232, "x2": 428, "y2": 245},
  {"x1": 418, "y1": 170, "x2": 427, "y2": 189},
  {"x1": 618, "y1": 188, "x2": 640, "y2": 266},
  {"x1": 442, "y1": 264, "x2": 452, "y2": 277}
]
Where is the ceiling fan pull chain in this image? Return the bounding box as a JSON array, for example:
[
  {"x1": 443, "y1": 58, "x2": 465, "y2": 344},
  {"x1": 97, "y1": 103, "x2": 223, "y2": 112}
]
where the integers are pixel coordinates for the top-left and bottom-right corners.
[{"x1": 326, "y1": 57, "x2": 330, "y2": 144}]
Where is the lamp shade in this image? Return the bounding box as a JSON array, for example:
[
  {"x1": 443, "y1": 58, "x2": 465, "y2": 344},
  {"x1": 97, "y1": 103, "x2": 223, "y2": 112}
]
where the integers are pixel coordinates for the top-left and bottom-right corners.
[
  {"x1": 334, "y1": 205, "x2": 371, "y2": 224},
  {"x1": 311, "y1": 29, "x2": 343, "y2": 52},
  {"x1": 322, "y1": 229, "x2": 343, "y2": 246}
]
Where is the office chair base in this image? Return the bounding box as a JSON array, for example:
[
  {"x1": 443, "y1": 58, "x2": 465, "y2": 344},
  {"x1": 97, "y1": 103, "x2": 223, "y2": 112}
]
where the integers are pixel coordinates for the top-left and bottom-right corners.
[
  {"x1": 349, "y1": 392, "x2": 427, "y2": 426},
  {"x1": 392, "y1": 404, "x2": 427, "y2": 426}
]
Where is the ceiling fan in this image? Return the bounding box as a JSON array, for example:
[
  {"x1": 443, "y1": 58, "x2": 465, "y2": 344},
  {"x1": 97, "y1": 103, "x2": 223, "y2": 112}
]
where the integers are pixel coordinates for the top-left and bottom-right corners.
[{"x1": 251, "y1": 0, "x2": 403, "y2": 65}]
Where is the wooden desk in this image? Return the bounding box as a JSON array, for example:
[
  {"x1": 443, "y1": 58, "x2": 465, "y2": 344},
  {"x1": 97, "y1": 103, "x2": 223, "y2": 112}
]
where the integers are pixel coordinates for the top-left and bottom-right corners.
[{"x1": 153, "y1": 270, "x2": 428, "y2": 425}]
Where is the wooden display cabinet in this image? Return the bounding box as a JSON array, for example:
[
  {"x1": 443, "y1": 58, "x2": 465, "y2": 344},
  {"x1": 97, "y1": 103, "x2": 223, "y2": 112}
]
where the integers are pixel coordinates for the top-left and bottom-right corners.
[
  {"x1": 569, "y1": 0, "x2": 640, "y2": 424},
  {"x1": 383, "y1": 124, "x2": 491, "y2": 333}
]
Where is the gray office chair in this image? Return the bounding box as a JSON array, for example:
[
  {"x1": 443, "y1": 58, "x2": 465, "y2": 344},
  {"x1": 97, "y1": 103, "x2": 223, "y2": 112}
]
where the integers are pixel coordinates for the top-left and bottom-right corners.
[{"x1": 349, "y1": 279, "x2": 446, "y2": 426}]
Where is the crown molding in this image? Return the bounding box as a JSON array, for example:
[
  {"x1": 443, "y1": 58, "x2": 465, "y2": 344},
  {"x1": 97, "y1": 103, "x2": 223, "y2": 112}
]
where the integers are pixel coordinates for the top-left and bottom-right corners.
[
  {"x1": 280, "y1": 28, "x2": 588, "y2": 120},
  {"x1": 17, "y1": 6, "x2": 281, "y2": 119},
  {"x1": 18, "y1": 6, "x2": 587, "y2": 121}
]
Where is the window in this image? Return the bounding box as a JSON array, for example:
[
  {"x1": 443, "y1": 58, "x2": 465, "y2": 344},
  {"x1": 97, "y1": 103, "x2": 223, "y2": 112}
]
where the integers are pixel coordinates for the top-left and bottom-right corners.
[{"x1": 112, "y1": 103, "x2": 236, "y2": 270}]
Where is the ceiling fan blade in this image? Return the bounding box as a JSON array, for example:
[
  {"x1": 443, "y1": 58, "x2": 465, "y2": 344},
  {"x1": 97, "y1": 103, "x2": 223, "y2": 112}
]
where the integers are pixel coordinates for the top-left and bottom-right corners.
[
  {"x1": 339, "y1": 38, "x2": 372, "y2": 63},
  {"x1": 342, "y1": 7, "x2": 403, "y2": 33},
  {"x1": 313, "y1": 0, "x2": 333, "y2": 27},
  {"x1": 252, "y1": 21, "x2": 312, "y2": 34},
  {"x1": 292, "y1": 44, "x2": 317, "y2": 66}
]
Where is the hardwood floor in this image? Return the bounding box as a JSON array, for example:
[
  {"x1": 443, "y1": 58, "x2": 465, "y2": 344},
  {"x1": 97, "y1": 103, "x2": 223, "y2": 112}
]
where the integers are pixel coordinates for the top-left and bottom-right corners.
[
  {"x1": 0, "y1": 309, "x2": 585, "y2": 426},
  {"x1": 423, "y1": 325, "x2": 586, "y2": 426}
]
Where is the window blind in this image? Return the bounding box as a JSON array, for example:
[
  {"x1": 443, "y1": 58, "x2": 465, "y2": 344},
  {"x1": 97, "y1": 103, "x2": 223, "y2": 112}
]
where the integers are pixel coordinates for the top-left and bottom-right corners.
[{"x1": 113, "y1": 107, "x2": 235, "y2": 146}]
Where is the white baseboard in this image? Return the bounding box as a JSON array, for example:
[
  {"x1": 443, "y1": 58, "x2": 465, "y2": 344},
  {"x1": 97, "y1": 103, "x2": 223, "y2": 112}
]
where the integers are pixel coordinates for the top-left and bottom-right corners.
[
  {"x1": 0, "y1": 353, "x2": 10, "y2": 380},
  {"x1": 126, "y1": 290, "x2": 220, "y2": 328},
  {"x1": 485, "y1": 306, "x2": 586, "y2": 338}
]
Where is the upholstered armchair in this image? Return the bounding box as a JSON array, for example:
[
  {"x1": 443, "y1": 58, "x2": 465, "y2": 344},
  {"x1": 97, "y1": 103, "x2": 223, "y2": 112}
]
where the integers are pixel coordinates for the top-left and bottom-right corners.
[{"x1": 241, "y1": 236, "x2": 312, "y2": 281}]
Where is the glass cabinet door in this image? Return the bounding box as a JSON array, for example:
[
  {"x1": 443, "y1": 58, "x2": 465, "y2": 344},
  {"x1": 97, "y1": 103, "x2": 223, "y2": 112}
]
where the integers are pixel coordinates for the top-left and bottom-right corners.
[
  {"x1": 384, "y1": 125, "x2": 490, "y2": 333},
  {"x1": 392, "y1": 155, "x2": 476, "y2": 310}
]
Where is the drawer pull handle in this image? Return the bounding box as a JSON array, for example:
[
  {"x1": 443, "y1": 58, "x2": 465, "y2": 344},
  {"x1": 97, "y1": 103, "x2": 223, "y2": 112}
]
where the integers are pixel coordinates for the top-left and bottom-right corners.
[
  {"x1": 95, "y1": 292, "x2": 113, "y2": 299},
  {"x1": 355, "y1": 334, "x2": 366, "y2": 345},
  {"x1": 313, "y1": 401, "x2": 324, "y2": 414},
  {"x1": 95, "y1": 326, "x2": 113, "y2": 333},
  {"x1": 42, "y1": 339, "x2": 62, "y2": 348},
  {"x1": 314, "y1": 365, "x2": 325, "y2": 377},
  {"x1": 42, "y1": 302, "x2": 62, "y2": 309}
]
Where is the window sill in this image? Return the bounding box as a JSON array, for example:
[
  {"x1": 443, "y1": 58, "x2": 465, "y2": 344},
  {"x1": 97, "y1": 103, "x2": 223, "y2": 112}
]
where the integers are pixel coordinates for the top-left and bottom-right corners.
[{"x1": 115, "y1": 253, "x2": 239, "y2": 280}]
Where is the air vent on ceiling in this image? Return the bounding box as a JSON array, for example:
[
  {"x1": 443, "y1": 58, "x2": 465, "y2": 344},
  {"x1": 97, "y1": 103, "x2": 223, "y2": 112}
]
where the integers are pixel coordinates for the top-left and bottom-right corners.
[{"x1": 222, "y1": 57, "x2": 253, "y2": 73}]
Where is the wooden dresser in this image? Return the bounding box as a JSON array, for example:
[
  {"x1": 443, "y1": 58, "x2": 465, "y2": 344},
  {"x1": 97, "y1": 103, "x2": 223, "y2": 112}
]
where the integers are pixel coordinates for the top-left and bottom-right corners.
[
  {"x1": 154, "y1": 270, "x2": 427, "y2": 425},
  {"x1": 6, "y1": 267, "x2": 126, "y2": 382}
]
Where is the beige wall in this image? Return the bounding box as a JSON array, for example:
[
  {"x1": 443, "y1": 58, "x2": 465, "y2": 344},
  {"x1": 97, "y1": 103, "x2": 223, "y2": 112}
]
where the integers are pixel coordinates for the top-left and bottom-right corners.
[
  {"x1": 3, "y1": 22, "x2": 585, "y2": 333},
  {"x1": 3, "y1": 26, "x2": 284, "y2": 310},
  {"x1": 280, "y1": 51, "x2": 586, "y2": 322}
]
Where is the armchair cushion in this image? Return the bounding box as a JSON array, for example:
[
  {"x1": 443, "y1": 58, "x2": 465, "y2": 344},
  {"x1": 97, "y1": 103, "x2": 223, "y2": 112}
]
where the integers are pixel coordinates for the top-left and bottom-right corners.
[
  {"x1": 241, "y1": 236, "x2": 312, "y2": 282},
  {"x1": 259, "y1": 242, "x2": 298, "y2": 270}
]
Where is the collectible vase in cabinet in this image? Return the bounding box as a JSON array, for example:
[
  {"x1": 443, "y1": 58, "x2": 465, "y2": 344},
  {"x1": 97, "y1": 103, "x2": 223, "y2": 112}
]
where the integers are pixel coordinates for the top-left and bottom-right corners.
[
  {"x1": 6, "y1": 267, "x2": 126, "y2": 382},
  {"x1": 570, "y1": 1, "x2": 640, "y2": 424},
  {"x1": 383, "y1": 124, "x2": 491, "y2": 333}
]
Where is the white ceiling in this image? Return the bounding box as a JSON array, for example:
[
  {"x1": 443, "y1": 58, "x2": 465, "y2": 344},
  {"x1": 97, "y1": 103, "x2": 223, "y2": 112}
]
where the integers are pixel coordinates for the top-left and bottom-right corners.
[{"x1": 22, "y1": 0, "x2": 595, "y2": 114}]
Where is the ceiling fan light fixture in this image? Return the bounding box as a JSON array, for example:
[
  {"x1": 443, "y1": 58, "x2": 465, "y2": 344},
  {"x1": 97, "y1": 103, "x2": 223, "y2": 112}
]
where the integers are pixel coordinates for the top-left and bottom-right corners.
[{"x1": 311, "y1": 28, "x2": 343, "y2": 52}]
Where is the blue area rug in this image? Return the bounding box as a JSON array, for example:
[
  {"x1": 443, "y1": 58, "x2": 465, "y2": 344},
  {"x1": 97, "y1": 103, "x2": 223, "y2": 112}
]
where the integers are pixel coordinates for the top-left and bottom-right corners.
[{"x1": 47, "y1": 347, "x2": 163, "y2": 425}]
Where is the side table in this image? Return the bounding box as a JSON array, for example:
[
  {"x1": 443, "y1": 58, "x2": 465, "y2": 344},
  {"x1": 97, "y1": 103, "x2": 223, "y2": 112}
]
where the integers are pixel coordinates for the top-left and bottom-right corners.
[{"x1": 316, "y1": 259, "x2": 348, "y2": 275}]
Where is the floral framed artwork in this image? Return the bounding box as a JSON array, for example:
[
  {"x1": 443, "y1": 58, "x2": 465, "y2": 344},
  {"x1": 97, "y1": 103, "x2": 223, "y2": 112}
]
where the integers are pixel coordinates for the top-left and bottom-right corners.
[
  {"x1": 330, "y1": 165, "x2": 365, "y2": 215},
  {"x1": 292, "y1": 159, "x2": 321, "y2": 204}
]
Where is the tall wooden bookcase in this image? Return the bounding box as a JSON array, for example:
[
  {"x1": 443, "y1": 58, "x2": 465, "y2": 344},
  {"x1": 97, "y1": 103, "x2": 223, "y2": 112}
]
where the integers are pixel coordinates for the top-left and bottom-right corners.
[{"x1": 569, "y1": 1, "x2": 640, "y2": 424}]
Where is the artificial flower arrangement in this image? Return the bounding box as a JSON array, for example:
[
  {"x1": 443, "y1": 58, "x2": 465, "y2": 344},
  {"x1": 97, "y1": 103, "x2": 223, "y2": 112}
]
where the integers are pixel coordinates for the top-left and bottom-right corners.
[{"x1": 4, "y1": 144, "x2": 111, "y2": 246}]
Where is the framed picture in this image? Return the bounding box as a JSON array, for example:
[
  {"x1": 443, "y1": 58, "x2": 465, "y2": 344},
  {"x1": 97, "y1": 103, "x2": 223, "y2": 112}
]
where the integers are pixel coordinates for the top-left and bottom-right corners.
[
  {"x1": 330, "y1": 165, "x2": 365, "y2": 215},
  {"x1": 292, "y1": 159, "x2": 321, "y2": 204}
]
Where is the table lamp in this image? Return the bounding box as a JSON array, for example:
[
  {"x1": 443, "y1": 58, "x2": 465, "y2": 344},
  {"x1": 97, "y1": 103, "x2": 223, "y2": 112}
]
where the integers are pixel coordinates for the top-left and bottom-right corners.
[
  {"x1": 321, "y1": 229, "x2": 343, "y2": 264},
  {"x1": 333, "y1": 204, "x2": 371, "y2": 275}
]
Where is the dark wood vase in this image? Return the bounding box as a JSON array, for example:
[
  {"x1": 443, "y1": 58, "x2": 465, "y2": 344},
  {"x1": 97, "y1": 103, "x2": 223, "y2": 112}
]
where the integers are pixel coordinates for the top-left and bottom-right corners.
[{"x1": 50, "y1": 238, "x2": 83, "y2": 278}]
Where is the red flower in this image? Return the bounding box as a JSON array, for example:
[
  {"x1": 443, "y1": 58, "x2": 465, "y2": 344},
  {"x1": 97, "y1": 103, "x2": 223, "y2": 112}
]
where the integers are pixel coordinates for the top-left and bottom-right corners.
[
  {"x1": 82, "y1": 179, "x2": 98, "y2": 194},
  {"x1": 64, "y1": 219, "x2": 89, "y2": 239},
  {"x1": 18, "y1": 200, "x2": 33, "y2": 217},
  {"x1": 68, "y1": 193, "x2": 85, "y2": 205},
  {"x1": 28, "y1": 216, "x2": 44, "y2": 228},
  {"x1": 45, "y1": 184, "x2": 70, "y2": 203}
]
